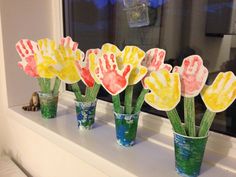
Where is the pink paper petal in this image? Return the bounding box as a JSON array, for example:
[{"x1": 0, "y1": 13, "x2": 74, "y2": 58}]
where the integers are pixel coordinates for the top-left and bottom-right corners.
[
  {"x1": 173, "y1": 55, "x2": 208, "y2": 97},
  {"x1": 16, "y1": 39, "x2": 39, "y2": 77}
]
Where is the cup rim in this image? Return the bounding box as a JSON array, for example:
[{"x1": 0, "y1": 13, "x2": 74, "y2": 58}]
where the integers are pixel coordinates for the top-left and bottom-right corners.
[
  {"x1": 113, "y1": 111, "x2": 140, "y2": 116},
  {"x1": 173, "y1": 130, "x2": 209, "y2": 139},
  {"x1": 74, "y1": 98, "x2": 97, "y2": 104},
  {"x1": 38, "y1": 91, "x2": 59, "y2": 97}
]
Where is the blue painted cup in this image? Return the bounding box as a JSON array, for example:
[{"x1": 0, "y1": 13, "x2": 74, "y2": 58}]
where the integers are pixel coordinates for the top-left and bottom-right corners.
[
  {"x1": 114, "y1": 111, "x2": 140, "y2": 147},
  {"x1": 174, "y1": 132, "x2": 208, "y2": 177},
  {"x1": 75, "y1": 99, "x2": 97, "y2": 130}
]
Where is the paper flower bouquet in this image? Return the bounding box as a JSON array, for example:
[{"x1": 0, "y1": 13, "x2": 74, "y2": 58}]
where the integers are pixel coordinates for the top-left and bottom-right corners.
[
  {"x1": 56, "y1": 37, "x2": 100, "y2": 130},
  {"x1": 16, "y1": 38, "x2": 62, "y2": 118},
  {"x1": 89, "y1": 44, "x2": 172, "y2": 147},
  {"x1": 16, "y1": 36, "x2": 95, "y2": 122},
  {"x1": 144, "y1": 55, "x2": 236, "y2": 177}
]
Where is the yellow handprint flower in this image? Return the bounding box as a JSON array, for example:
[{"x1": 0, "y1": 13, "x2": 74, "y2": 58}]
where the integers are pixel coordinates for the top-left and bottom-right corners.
[
  {"x1": 201, "y1": 72, "x2": 236, "y2": 113},
  {"x1": 119, "y1": 46, "x2": 147, "y2": 85},
  {"x1": 101, "y1": 43, "x2": 121, "y2": 56},
  {"x1": 55, "y1": 37, "x2": 84, "y2": 84},
  {"x1": 144, "y1": 70, "x2": 181, "y2": 111},
  {"x1": 34, "y1": 38, "x2": 58, "y2": 78}
]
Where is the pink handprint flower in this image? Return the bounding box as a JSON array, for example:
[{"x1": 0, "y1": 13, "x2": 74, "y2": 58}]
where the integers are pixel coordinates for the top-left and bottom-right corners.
[
  {"x1": 60, "y1": 36, "x2": 78, "y2": 50},
  {"x1": 16, "y1": 39, "x2": 39, "y2": 77},
  {"x1": 141, "y1": 48, "x2": 172, "y2": 88},
  {"x1": 95, "y1": 52, "x2": 132, "y2": 95},
  {"x1": 173, "y1": 55, "x2": 208, "y2": 97}
]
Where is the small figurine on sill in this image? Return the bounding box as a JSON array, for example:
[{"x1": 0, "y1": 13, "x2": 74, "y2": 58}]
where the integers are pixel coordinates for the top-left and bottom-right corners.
[{"x1": 22, "y1": 92, "x2": 40, "y2": 111}]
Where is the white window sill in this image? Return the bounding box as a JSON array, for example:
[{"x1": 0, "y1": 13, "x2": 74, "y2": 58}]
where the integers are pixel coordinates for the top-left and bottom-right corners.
[{"x1": 6, "y1": 93, "x2": 236, "y2": 177}]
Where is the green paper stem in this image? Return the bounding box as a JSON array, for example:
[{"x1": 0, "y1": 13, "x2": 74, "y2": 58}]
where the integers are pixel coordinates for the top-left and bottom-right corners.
[
  {"x1": 39, "y1": 78, "x2": 51, "y2": 93},
  {"x1": 166, "y1": 108, "x2": 187, "y2": 136},
  {"x1": 85, "y1": 86, "x2": 93, "y2": 101},
  {"x1": 133, "y1": 88, "x2": 148, "y2": 114},
  {"x1": 52, "y1": 77, "x2": 61, "y2": 95},
  {"x1": 112, "y1": 94, "x2": 121, "y2": 113},
  {"x1": 198, "y1": 109, "x2": 216, "y2": 137},
  {"x1": 90, "y1": 83, "x2": 101, "y2": 100},
  {"x1": 124, "y1": 85, "x2": 133, "y2": 114},
  {"x1": 184, "y1": 97, "x2": 196, "y2": 136},
  {"x1": 71, "y1": 83, "x2": 83, "y2": 102},
  {"x1": 84, "y1": 83, "x2": 101, "y2": 102},
  {"x1": 37, "y1": 78, "x2": 44, "y2": 91}
]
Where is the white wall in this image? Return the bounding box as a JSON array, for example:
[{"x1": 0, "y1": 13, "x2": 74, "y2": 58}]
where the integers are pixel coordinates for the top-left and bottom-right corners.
[
  {"x1": 0, "y1": 0, "x2": 107, "y2": 176},
  {"x1": 0, "y1": 0, "x2": 53, "y2": 107}
]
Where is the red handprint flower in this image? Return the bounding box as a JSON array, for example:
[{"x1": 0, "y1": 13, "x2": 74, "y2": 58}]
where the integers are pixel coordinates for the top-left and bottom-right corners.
[
  {"x1": 95, "y1": 52, "x2": 132, "y2": 95},
  {"x1": 173, "y1": 55, "x2": 208, "y2": 97},
  {"x1": 76, "y1": 49, "x2": 101, "y2": 87},
  {"x1": 16, "y1": 39, "x2": 39, "y2": 77},
  {"x1": 141, "y1": 48, "x2": 172, "y2": 88}
]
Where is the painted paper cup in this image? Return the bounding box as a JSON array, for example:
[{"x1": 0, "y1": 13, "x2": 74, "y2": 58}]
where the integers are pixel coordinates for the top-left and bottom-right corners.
[
  {"x1": 38, "y1": 92, "x2": 58, "y2": 119},
  {"x1": 174, "y1": 132, "x2": 208, "y2": 177},
  {"x1": 75, "y1": 99, "x2": 97, "y2": 130},
  {"x1": 114, "y1": 111, "x2": 140, "y2": 147}
]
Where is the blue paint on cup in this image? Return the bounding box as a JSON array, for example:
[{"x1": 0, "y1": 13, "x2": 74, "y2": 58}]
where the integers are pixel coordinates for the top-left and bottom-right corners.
[
  {"x1": 174, "y1": 132, "x2": 208, "y2": 177},
  {"x1": 114, "y1": 111, "x2": 140, "y2": 147},
  {"x1": 75, "y1": 99, "x2": 97, "y2": 130}
]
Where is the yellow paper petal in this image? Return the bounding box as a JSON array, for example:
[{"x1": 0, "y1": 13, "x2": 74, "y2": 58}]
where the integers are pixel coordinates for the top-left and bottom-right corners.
[
  {"x1": 121, "y1": 46, "x2": 145, "y2": 67},
  {"x1": 88, "y1": 52, "x2": 101, "y2": 84},
  {"x1": 57, "y1": 60, "x2": 80, "y2": 84},
  {"x1": 144, "y1": 70, "x2": 181, "y2": 111},
  {"x1": 101, "y1": 43, "x2": 121, "y2": 56},
  {"x1": 37, "y1": 64, "x2": 57, "y2": 79},
  {"x1": 128, "y1": 65, "x2": 147, "y2": 85},
  {"x1": 201, "y1": 72, "x2": 236, "y2": 112},
  {"x1": 55, "y1": 46, "x2": 83, "y2": 83}
]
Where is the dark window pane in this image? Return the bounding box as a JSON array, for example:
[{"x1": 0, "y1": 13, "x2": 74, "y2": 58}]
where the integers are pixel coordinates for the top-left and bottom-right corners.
[{"x1": 63, "y1": 0, "x2": 236, "y2": 137}]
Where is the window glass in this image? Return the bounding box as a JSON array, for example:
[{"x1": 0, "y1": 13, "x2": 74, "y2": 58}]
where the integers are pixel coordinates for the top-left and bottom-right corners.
[{"x1": 63, "y1": 0, "x2": 236, "y2": 137}]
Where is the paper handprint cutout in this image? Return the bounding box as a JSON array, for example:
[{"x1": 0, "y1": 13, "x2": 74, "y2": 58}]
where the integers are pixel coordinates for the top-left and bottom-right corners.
[
  {"x1": 55, "y1": 37, "x2": 84, "y2": 84},
  {"x1": 76, "y1": 49, "x2": 98, "y2": 87},
  {"x1": 95, "y1": 52, "x2": 132, "y2": 95},
  {"x1": 60, "y1": 36, "x2": 78, "y2": 51},
  {"x1": 16, "y1": 39, "x2": 39, "y2": 78},
  {"x1": 119, "y1": 46, "x2": 147, "y2": 85},
  {"x1": 142, "y1": 48, "x2": 172, "y2": 88},
  {"x1": 173, "y1": 55, "x2": 208, "y2": 97},
  {"x1": 144, "y1": 70, "x2": 181, "y2": 111},
  {"x1": 88, "y1": 49, "x2": 102, "y2": 84},
  {"x1": 34, "y1": 38, "x2": 58, "y2": 78},
  {"x1": 201, "y1": 72, "x2": 236, "y2": 112},
  {"x1": 101, "y1": 43, "x2": 121, "y2": 56}
]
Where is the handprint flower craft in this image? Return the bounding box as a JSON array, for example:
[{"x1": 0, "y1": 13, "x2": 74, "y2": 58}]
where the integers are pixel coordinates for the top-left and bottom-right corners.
[
  {"x1": 77, "y1": 49, "x2": 100, "y2": 87},
  {"x1": 201, "y1": 72, "x2": 236, "y2": 113},
  {"x1": 144, "y1": 70, "x2": 181, "y2": 111},
  {"x1": 119, "y1": 46, "x2": 147, "y2": 85},
  {"x1": 198, "y1": 71, "x2": 236, "y2": 137},
  {"x1": 16, "y1": 37, "x2": 64, "y2": 118},
  {"x1": 16, "y1": 39, "x2": 39, "y2": 78},
  {"x1": 16, "y1": 38, "x2": 61, "y2": 94},
  {"x1": 173, "y1": 55, "x2": 208, "y2": 97},
  {"x1": 94, "y1": 52, "x2": 132, "y2": 95},
  {"x1": 56, "y1": 37, "x2": 84, "y2": 84},
  {"x1": 35, "y1": 38, "x2": 58, "y2": 79},
  {"x1": 131, "y1": 48, "x2": 172, "y2": 114},
  {"x1": 142, "y1": 48, "x2": 172, "y2": 88},
  {"x1": 173, "y1": 55, "x2": 208, "y2": 136},
  {"x1": 144, "y1": 69, "x2": 186, "y2": 135}
]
